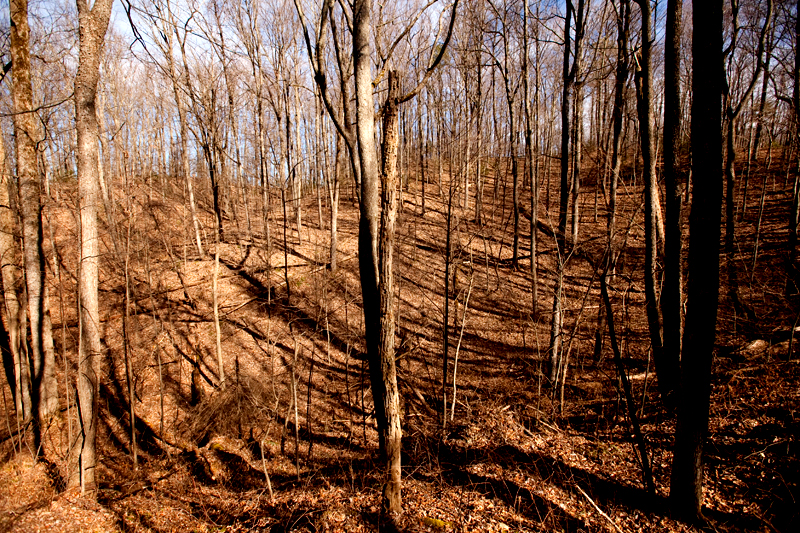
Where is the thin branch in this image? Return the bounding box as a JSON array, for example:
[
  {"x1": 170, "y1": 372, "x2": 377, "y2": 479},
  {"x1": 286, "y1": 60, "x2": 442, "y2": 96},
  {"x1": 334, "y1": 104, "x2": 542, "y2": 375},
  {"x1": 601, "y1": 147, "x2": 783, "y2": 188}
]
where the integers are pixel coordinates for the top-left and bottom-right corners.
[
  {"x1": 398, "y1": 0, "x2": 460, "y2": 104},
  {"x1": 575, "y1": 484, "x2": 624, "y2": 533}
]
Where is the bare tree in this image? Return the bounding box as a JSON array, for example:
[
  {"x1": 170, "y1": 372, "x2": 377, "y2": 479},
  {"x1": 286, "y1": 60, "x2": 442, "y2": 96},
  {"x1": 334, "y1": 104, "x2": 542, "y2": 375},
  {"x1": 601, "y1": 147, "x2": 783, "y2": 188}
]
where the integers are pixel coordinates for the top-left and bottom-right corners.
[
  {"x1": 670, "y1": 0, "x2": 724, "y2": 521},
  {"x1": 523, "y1": 0, "x2": 539, "y2": 313},
  {"x1": 233, "y1": 0, "x2": 273, "y2": 262},
  {"x1": 72, "y1": 0, "x2": 114, "y2": 496},
  {"x1": 634, "y1": 0, "x2": 670, "y2": 406},
  {"x1": 376, "y1": 70, "x2": 403, "y2": 514},
  {"x1": 146, "y1": 0, "x2": 205, "y2": 257},
  {"x1": 607, "y1": 0, "x2": 630, "y2": 242},
  {"x1": 486, "y1": 0, "x2": 522, "y2": 269},
  {"x1": 661, "y1": 0, "x2": 684, "y2": 411},
  {"x1": 549, "y1": 0, "x2": 586, "y2": 385},
  {"x1": 788, "y1": 0, "x2": 800, "y2": 294},
  {"x1": 722, "y1": 0, "x2": 773, "y2": 314},
  {"x1": 0, "y1": 133, "x2": 30, "y2": 423},
  {"x1": 296, "y1": 0, "x2": 457, "y2": 514},
  {"x1": 9, "y1": 0, "x2": 59, "y2": 439}
]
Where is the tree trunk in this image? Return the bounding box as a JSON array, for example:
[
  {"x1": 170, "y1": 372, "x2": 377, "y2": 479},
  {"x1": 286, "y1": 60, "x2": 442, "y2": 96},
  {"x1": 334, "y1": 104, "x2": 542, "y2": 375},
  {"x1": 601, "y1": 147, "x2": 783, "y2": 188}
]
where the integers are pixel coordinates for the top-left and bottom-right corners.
[
  {"x1": 0, "y1": 134, "x2": 30, "y2": 422},
  {"x1": 10, "y1": 0, "x2": 59, "y2": 437},
  {"x1": 214, "y1": 0, "x2": 251, "y2": 242},
  {"x1": 670, "y1": 0, "x2": 723, "y2": 521},
  {"x1": 163, "y1": 2, "x2": 204, "y2": 257},
  {"x1": 213, "y1": 237, "x2": 225, "y2": 388},
  {"x1": 419, "y1": 113, "x2": 426, "y2": 216},
  {"x1": 353, "y1": 0, "x2": 397, "y2": 514},
  {"x1": 72, "y1": 0, "x2": 113, "y2": 497},
  {"x1": 523, "y1": 0, "x2": 538, "y2": 315},
  {"x1": 608, "y1": 0, "x2": 629, "y2": 242},
  {"x1": 550, "y1": 0, "x2": 573, "y2": 384},
  {"x1": 751, "y1": 53, "x2": 772, "y2": 172},
  {"x1": 378, "y1": 70, "x2": 403, "y2": 515},
  {"x1": 293, "y1": 85, "x2": 304, "y2": 242},
  {"x1": 787, "y1": 0, "x2": 800, "y2": 295},
  {"x1": 571, "y1": 83, "x2": 583, "y2": 245},
  {"x1": 504, "y1": 68, "x2": 519, "y2": 269},
  {"x1": 634, "y1": 0, "x2": 670, "y2": 406},
  {"x1": 723, "y1": 0, "x2": 772, "y2": 311},
  {"x1": 329, "y1": 135, "x2": 342, "y2": 272},
  {"x1": 661, "y1": 0, "x2": 683, "y2": 411},
  {"x1": 550, "y1": 0, "x2": 584, "y2": 384}
]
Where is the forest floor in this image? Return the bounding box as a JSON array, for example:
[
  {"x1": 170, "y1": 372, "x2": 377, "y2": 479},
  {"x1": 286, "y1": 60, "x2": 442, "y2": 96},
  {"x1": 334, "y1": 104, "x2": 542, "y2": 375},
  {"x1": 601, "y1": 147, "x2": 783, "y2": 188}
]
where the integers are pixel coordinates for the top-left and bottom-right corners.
[{"x1": 1, "y1": 156, "x2": 799, "y2": 532}]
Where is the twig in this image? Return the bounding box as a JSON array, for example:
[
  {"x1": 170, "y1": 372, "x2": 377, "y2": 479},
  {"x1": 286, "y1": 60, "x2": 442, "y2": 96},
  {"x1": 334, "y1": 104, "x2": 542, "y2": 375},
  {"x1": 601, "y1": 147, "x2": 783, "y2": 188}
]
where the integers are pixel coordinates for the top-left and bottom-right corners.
[
  {"x1": 450, "y1": 271, "x2": 474, "y2": 421},
  {"x1": 575, "y1": 484, "x2": 623, "y2": 533},
  {"x1": 601, "y1": 267, "x2": 656, "y2": 494},
  {"x1": 259, "y1": 440, "x2": 274, "y2": 502}
]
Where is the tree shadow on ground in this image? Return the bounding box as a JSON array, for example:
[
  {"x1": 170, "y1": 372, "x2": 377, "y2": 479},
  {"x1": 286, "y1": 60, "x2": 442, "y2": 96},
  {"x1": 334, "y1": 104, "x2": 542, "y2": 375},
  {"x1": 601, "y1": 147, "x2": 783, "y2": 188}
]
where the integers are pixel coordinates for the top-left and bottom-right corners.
[
  {"x1": 218, "y1": 256, "x2": 368, "y2": 361},
  {"x1": 433, "y1": 439, "x2": 768, "y2": 533}
]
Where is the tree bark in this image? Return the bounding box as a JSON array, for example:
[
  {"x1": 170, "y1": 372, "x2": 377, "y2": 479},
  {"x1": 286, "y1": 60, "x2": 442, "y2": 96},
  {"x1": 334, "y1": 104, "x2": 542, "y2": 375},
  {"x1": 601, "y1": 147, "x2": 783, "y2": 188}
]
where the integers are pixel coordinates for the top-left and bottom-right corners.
[
  {"x1": 353, "y1": 0, "x2": 395, "y2": 514},
  {"x1": 786, "y1": 0, "x2": 800, "y2": 295},
  {"x1": 159, "y1": 0, "x2": 204, "y2": 257},
  {"x1": 73, "y1": 0, "x2": 114, "y2": 497},
  {"x1": 10, "y1": 0, "x2": 59, "y2": 436},
  {"x1": 570, "y1": 83, "x2": 583, "y2": 244},
  {"x1": 550, "y1": 0, "x2": 585, "y2": 384},
  {"x1": 0, "y1": 133, "x2": 30, "y2": 423},
  {"x1": 550, "y1": 0, "x2": 574, "y2": 384},
  {"x1": 378, "y1": 70, "x2": 403, "y2": 514},
  {"x1": 723, "y1": 0, "x2": 772, "y2": 311},
  {"x1": 661, "y1": 0, "x2": 683, "y2": 412},
  {"x1": 634, "y1": 0, "x2": 669, "y2": 406},
  {"x1": 608, "y1": 0, "x2": 630, "y2": 243},
  {"x1": 670, "y1": 0, "x2": 723, "y2": 521},
  {"x1": 329, "y1": 134, "x2": 342, "y2": 273},
  {"x1": 523, "y1": 0, "x2": 538, "y2": 314}
]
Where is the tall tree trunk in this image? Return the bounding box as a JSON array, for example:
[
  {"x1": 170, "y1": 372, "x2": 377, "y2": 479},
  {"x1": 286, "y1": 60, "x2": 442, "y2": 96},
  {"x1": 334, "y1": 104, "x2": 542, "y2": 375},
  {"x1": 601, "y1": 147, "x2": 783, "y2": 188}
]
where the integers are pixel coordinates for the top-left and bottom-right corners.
[
  {"x1": 608, "y1": 0, "x2": 630, "y2": 242},
  {"x1": 0, "y1": 135, "x2": 30, "y2": 422},
  {"x1": 550, "y1": 0, "x2": 584, "y2": 384},
  {"x1": 662, "y1": 0, "x2": 683, "y2": 412},
  {"x1": 475, "y1": 51, "x2": 483, "y2": 226},
  {"x1": 550, "y1": 0, "x2": 573, "y2": 384},
  {"x1": 786, "y1": 0, "x2": 800, "y2": 295},
  {"x1": 744, "y1": 25, "x2": 775, "y2": 220},
  {"x1": 378, "y1": 70, "x2": 402, "y2": 514},
  {"x1": 214, "y1": 0, "x2": 250, "y2": 242},
  {"x1": 329, "y1": 135, "x2": 342, "y2": 272},
  {"x1": 523, "y1": 0, "x2": 538, "y2": 315},
  {"x1": 751, "y1": 30, "x2": 774, "y2": 172},
  {"x1": 213, "y1": 235, "x2": 225, "y2": 388},
  {"x1": 10, "y1": 0, "x2": 58, "y2": 438},
  {"x1": 293, "y1": 85, "x2": 304, "y2": 242},
  {"x1": 634, "y1": 0, "x2": 670, "y2": 406},
  {"x1": 504, "y1": 57, "x2": 519, "y2": 269},
  {"x1": 570, "y1": 83, "x2": 583, "y2": 244},
  {"x1": 353, "y1": 0, "x2": 396, "y2": 513},
  {"x1": 73, "y1": 0, "x2": 113, "y2": 496},
  {"x1": 161, "y1": 0, "x2": 204, "y2": 257},
  {"x1": 670, "y1": 0, "x2": 723, "y2": 521},
  {"x1": 417, "y1": 112, "x2": 428, "y2": 217},
  {"x1": 723, "y1": 0, "x2": 772, "y2": 311}
]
